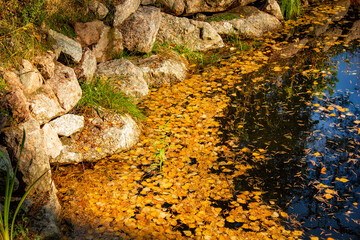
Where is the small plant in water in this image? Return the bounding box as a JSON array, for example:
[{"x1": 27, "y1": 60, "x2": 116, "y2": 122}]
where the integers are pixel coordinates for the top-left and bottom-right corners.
[
  {"x1": 280, "y1": 0, "x2": 302, "y2": 20},
  {"x1": 152, "y1": 121, "x2": 171, "y2": 171},
  {"x1": 0, "y1": 131, "x2": 47, "y2": 240}
]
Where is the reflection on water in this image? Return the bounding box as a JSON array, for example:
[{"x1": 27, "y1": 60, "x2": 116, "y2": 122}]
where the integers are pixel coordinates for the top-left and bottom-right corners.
[{"x1": 219, "y1": 45, "x2": 360, "y2": 239}]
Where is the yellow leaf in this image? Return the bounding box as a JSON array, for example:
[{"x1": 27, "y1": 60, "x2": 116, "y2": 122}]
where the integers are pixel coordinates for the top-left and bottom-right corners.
[
  {"x1": 280, "y1": 212, "x2": 288, "y2": 218},
  {"x1": 325, "y1": 189, "x2": 336, "y2": 195},
  {"x1": 324, "y1": 193, "x2": 333, "y2": 199},
  {"x1": 274, "y1": 66, "x2": 282, "y2": 72},
  {"x1": 313, "y1": 103, "x2": 320, "y2": 107},
  {"x1": 330, "y1": 113, "x2": 336, "y2": 117},
  {"x1": 162, "y1": 182, "x2": 173, "y2": 189},
  {"x1": 97, "y1": 148, "x2": 102, "y2": 153},
  {"x1": 320, "y1": 167, "x2": 326, "y2": 174},
  {"x1": 335, "y1": 177, "x2": 349, "y2": 183},
  {"x1": 241, "y1": 147, "x2": 251, "y2": 153},
  {"x1": 314, "y1": 152, "x2": 321, "y2": 157},
  {"x1": 310, "y1": 237, "x2": 319, "y2": 240}
]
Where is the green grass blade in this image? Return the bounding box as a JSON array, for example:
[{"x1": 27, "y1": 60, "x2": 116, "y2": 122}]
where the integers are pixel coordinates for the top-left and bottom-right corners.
[{"x1": 10, "y1": 170, "x2": 48, "y2": 240}]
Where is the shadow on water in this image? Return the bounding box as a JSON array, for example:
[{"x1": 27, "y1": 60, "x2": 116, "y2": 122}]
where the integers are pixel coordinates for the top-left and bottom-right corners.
[{"x1": 217, "y1": 40, "x2": 360, "y2": 238}]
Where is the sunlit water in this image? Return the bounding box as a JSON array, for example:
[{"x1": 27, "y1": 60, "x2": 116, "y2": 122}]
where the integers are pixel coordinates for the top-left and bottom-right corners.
[{"x1": 219, "y1": 44, "x2": 360, "y2": 239}]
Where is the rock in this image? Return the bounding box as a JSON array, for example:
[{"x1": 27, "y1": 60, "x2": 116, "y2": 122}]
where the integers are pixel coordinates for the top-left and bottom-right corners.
[
  {"x1": 96, "y1": 59, "x2": 149, "y2": 99},
  {"x1": 42, "y1": 123, "x2": 63, "y2": 159},
  {"x1": 184, "y1": 0, "x2": 255, "y2": 15},
  {"x1": 29, "y1": 185, "x2": 62, "y2": 240},
  {"x1": 47, "y1": 29, "x2": 83, "y2": 63},
  {"x1": 47, "y1": 63, "x2": 82, "y2": 112},
  {"x1": 141, "y1": 0, "x2": 156, "y2": 5},
  {"x1": 209, "y1": 6, "x2": 281, "y2": 37},
  {"x1": 113, "y1": 0, "x2": 141, "y2": 27},
  {"x1": 1, "y1": 118, "x2": 52, "y2": 194},
  {"x1": 0, "y1": 112, "x2": 7, "y2": 131},
  {"x1": 137, "y1": 53, "x2": 188, "y2": 86},
  {"x1": 320, "y1": 26, "x2": 343, "y2": 52},
  {"x1": 152, "y1": 0, "x2": 256, "y2": 16},
  {"x1": 49, "y1": 114, "x2": 84, "y2": 137},
  {"x1": 0, "y1": 146, "x2": 19, "y2": 192},
  {"x1": 33, "y1": 52, "x2": 56, "y2": 80},
  {"x1": 52, "y1": 113, "x2": 140, "y2": 164},
  {"x1": 155, "y1": 0, "x2": 185, "y2": 15},
  {"x1": 118, "y1": 6, "x2": 162, "y2": 54},
  {"x1": 260, "y1": 0, "x2": 283, "y2": 20},
  {"x1": 88, "y1": 0, "x2": 109, "y2": 19},
  {"x1": 156, "y1": 13, "x2": 224, "y2": 51},
  {"x1": 19, "y1": 59, "x2": 44, "y2": 95},
  {"x1": 344, "y1": 20, "x2": 360, "y2": 44},
  {"x1": 92, "y1": 25, "x2": 123, "y2": 63},
  {"x1": 271, "y1": 38, "x2": 309, "y2": 59},
  {"x1": 74, "y1": 20, "x2": 105, "y2": 47},
  {"x1": 207, "y1": 21, "x2": 235, "y2": 35},
  {"x1": 27, "y1": 84, "x2": 65, "y2": 125},
  {"x1": 0, "y1": 70, "x2": 31, "y2": 122},
  {"x1": 331, "y1": 0, "x2": 350, "y2": 22},
  {"x1": 74, "y1": 48, "x2": 97, "y2": 80}
]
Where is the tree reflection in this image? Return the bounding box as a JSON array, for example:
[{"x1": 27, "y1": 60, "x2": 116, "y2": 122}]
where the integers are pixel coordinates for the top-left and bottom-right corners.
[{"x1": 217, "y1": 44, "x2": 360, "y2": 238}]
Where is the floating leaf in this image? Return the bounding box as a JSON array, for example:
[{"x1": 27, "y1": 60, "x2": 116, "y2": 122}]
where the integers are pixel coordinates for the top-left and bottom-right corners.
[
  {"x1": 313, "y1": 152, "x2": 321, "y2": 157},
  {"x1": 335, "y1": 177, "x2": 349, "y2": 183}
]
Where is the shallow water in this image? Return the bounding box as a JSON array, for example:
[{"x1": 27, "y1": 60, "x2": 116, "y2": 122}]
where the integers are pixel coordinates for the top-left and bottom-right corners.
[{"x1": 219, "y1": 43, "x2": 360, "y2": 239}]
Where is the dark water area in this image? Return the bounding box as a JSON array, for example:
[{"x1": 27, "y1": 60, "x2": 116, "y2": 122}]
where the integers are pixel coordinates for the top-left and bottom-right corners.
[{"x1": 218, "y1": 25, "x2": 360, "y2": 240}]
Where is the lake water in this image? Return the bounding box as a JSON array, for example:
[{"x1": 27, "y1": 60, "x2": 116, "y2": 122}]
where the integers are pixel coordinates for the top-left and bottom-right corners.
[{"x1": 220, "y1": 40, "x2": 360, "y2": 239}]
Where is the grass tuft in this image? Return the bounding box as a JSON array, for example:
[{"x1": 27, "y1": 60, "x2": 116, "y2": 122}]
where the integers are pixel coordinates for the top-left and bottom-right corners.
[
  {"x1": 76, "y1": 76, "x2": 145, "y2": 120},
  {"x1": 224, "y1": 32, "x2": 252, "y2": 51},
  {"x1": 280, "y1": 0, "x2": 302, "y2": 20}
]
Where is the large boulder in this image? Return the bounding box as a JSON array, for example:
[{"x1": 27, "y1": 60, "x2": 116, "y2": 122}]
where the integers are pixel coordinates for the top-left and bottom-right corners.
[
  {"x1": 136, "y1": 53, "x2": 188, "y2": 86},
  {"x1": 0, "y1": 70, "x2": 31, "y2": 122},
  {"x1": 47, "y1": 63, "x2": 82, "y2": 112},
  {"x1": 74, "y1": 20, "x2": 105, "y2": 47},
  {"x1": 331, "y1": 0, "x2": 350, "y2": 22},
  {"x1": 49, "y1": 114, "x2": 85, "y2": 137},
  {"x1": 96, "y1": 59, "x2": 149, "y2": 99},
  {"x1": 1, "y1": 119, "x2": 61, "y2": 239},
  {"x1": 47, "y1": 29, "x2": 82, "y2": 63},
  {"x1": 2, "y1": 118, "x2": 52, "y2": 194},
  {"x1": 156, "y1": 13, "x2": 224, "y2": 51},
  {"x1": 150, "y1": 0, "x2": 256, "y2": 16},
  {"x1": 19, "y1": 59, "x2": 44, "y2": 96},
  {"x1": 74, "y1": 48, "x2": 97, "y2": 80},
  {"x1": 259, "y1": 0, "x2": 283, "y2": 20},
  {"x1": 344, "y1": 20, "x2": 360, "y2": 44},
  {"x1": 27, "y1": 62, "x2": 82, "y2": 124},
  {"x1": 118, "y1": 6, "x2": 162, "y2": 54},
  {"x1": 92, "y1": 25, "x2": 123, "y2": 63},
  {"x1": 42, "y1": 123, "x2": 63, "y2": 159},
  {"x1": 33, "y1": 52, "x2": 56, "y2": 80},
  {"x1": 52, "y1": 113, "x2": 140, "y2": 164},
  {"x1": 113, "y1": 0, "x2": 141, "y2": 27},
  {"x1": 88, "y1": 0, "x2": 109, "y2": 20},
  {"x1": 27, "y1": 85, "x2": 65, "y2": 125},
  {"x1": 209, "y1": 6, "x2": 281, "y2": 37}
]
